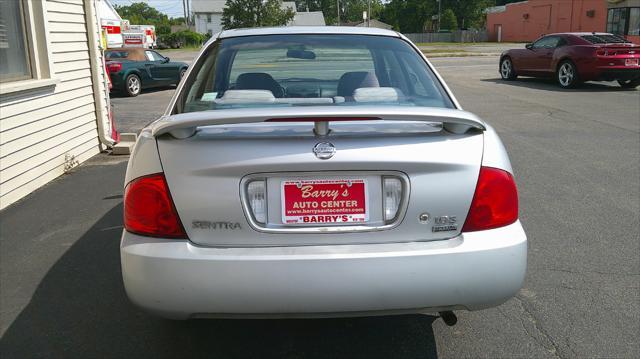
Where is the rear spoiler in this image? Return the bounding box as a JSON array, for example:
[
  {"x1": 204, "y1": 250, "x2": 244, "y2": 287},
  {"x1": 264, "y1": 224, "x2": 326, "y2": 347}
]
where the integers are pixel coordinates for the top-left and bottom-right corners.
[{"x1": 151, "y1": 106, "x2": 487, "y2": 138}]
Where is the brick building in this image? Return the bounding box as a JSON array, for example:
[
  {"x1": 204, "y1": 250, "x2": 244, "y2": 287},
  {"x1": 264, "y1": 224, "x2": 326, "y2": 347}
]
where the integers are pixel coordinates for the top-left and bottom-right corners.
[{"x1": 487, "y1": 0, "x2": 639, "y2": 44}]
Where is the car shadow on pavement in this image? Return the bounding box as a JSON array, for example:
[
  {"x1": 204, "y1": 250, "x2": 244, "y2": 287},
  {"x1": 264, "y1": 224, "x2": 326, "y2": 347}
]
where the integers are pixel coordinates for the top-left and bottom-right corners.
[
  {"x1": 482, "y1": 77, "x2": 638, "y2": 93},
  {"x1": 0, "y1": 204, "x2": 439, "y2": 359}
]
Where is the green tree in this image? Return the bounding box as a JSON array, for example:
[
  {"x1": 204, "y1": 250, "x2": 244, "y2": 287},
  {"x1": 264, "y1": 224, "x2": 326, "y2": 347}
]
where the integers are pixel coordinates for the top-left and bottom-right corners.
[
  {"x1": 439, "y1": 8, "x2": 458, "y2": 31},
  {"x1": 156, "y1": 24, "x2": 171, "y2": 35},
  {"x1": 380, "y1": 0, "x2": 435, "y2": 32},
  {"x1": 221, "y1": 0, "x2": 295, "y2": 29},
  {"x1": 294, "y1": 0, "x2": 383, "y2": 25},
  {"x1": 447, "y1": 0, "x2": 495, "y2": 29},
  {"x1": 114, "y1": 2, "x2": 184, "y2": 29},
  {"x1": 343, "y1": 0, "x2": 384, "y2": 23},
  {"x1": 158, "y1": 30, "x2": 207, "y2": 48}
]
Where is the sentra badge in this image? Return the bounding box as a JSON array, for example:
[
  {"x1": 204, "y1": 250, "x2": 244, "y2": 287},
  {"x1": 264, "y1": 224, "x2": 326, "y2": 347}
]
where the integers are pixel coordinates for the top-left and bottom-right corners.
[{"x1": 193, "y1": 221, "x2": 241, "y2": 230}]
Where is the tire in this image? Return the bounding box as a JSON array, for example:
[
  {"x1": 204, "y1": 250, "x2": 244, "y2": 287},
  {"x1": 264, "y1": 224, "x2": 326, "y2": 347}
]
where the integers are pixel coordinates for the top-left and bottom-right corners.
[
  {"x1": 125, "y1": 74, "x2": 141, "y2": 97},
  {"x1": 617, "y1": 79, "x2": 640, "y2": 89},
  {"x1": 556, "y1": 60, "x2": 580, "y2": 89},
  {"x1": 500, "y1": 57, "x2": 517, "y2": 80}
]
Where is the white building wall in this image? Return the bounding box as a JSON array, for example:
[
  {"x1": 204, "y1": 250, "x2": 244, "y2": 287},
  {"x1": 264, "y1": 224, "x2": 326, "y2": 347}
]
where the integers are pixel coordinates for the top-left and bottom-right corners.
[
  {"x1": 209, "y1": 14, "x2": 223, "y2": 34},
  {"x1": 194, "y1": 13, "x2": 223, "y2": 35},
  {"x1": 0, "y1": 0, "x2": 106, "y2": 209},
  {"x1": 195, "y1": 14, "x2": 207, "y2": 34}
]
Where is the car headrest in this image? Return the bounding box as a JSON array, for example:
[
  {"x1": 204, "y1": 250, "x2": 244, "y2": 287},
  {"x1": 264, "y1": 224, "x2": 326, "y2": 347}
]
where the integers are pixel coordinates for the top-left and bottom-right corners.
[
  {"x1": 353, "y1": 87, "x2": 405, "y2": 103},
  {"x1": 235, "y1": 72, "x2": 284, "y2": 98},
  {"x1": 337, "y1": 71, "x2": 380, "y2": 97},
  {"x1": 215, "y1": 90, "x2": 275, "y2": 104}
]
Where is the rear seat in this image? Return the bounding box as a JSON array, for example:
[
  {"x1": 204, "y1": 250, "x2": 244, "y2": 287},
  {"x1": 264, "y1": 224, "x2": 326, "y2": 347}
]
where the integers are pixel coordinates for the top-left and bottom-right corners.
[
  {"x1": 212, "y1": 85, "x2": 404, "y2": 106},
  {"x1": 353, "y1": 88, "x2": 405, "y2": 102},
  {"x1": 213, "y1": 90, "x2": 335, "y2": 105}
]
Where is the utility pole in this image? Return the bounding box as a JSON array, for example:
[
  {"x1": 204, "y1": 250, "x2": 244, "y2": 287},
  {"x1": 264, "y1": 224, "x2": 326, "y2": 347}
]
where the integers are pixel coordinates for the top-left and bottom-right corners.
[
  {"x1": 182, "y1": 0, "x2": 188, "y2": 25},
  {"x1": 186, "y1": 0, "x2": 191, "y2": 27},
  {"x1": 437, "y1": 0, "x2": 441, "y2": 32},
  {"x1": 368, "y1": 0, "x2": 371, "y2": 27},
  {"x1": 337, "y1": 0, "x2": 340, "y2": 26}
]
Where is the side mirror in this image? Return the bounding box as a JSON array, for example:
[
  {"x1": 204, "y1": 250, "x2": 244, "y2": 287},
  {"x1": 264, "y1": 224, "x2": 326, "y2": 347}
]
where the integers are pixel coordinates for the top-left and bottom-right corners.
[
  {"x1": 162, "y1": 57, "x2": 170, "y2": 63},
  {"x1": 525, "y1": 43, "x2": 533, "y2": 50}
]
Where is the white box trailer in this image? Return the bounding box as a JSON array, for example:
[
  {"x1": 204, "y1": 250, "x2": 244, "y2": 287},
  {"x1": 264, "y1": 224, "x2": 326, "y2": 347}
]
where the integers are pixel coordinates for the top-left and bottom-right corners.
[
  {"x1": 97, "y1": 0, "x2": 123, "y2": 48},
  {"x1": 122, "y1": 30, "x2": 146, "y2": 47},
  {"x1": 129, "y1": 25, "x2": 157, "y2": 48},
  {"x1": 97, "y1": 0, "x2": 156, "y2": 49},
  {"x1": 101, "y1": 19, "x2": 123, "y2": 48}
]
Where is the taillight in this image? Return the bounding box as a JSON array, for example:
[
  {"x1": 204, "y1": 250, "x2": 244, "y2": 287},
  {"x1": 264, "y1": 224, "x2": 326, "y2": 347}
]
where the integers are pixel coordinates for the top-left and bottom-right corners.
[
  {"x1": 595, "y1": 48, "x2": 616, "y2": 56},
  {"x1": 124, "y1": 173, "x2": 187, "y2": 238},
  {"x1": 462, "y1": 167, "x2": 518, "y2": 232},
  {"x1": 107, "y1": 62, "x2": 122, "y2": 73}
]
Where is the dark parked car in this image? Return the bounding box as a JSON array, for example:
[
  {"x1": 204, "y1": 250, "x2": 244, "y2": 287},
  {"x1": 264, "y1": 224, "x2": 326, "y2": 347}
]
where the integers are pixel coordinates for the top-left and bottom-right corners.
[
  {"x1": 105, "y1": 48, "x2": 188, "y2": 96},
  {"x1": 499, "y1": 32, "x2": 640, "y2": 89}
]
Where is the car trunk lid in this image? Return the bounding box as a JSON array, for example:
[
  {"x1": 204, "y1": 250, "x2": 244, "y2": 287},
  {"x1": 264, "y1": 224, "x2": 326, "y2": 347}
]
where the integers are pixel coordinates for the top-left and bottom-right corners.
[{"x1": 155, "y1": 108, "x2": 485, "y2": 247}]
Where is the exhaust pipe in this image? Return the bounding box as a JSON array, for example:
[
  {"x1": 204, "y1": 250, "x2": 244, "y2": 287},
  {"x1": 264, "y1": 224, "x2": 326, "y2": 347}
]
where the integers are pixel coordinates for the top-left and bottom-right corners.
[{"x1": 439, "y1": 311, "x2": 458, "y2": 326}]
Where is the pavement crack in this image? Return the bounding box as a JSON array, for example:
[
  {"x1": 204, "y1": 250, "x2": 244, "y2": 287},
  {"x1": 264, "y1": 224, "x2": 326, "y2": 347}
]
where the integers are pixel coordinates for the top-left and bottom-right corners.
[{"x1": 513, "y1": 295, "x2": 563, "y2": 358}]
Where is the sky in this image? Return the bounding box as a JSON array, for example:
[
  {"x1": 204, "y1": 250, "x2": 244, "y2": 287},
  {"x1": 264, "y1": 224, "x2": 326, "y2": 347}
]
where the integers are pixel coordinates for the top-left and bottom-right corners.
[{"x1": 109, "y1": 0, "x2": 188, "y2": 19}]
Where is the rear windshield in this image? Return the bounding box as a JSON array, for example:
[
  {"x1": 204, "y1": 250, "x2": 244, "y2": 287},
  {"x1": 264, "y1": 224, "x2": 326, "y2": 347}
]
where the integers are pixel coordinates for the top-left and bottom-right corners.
[
  {"x1": 176, "y1": 34, "x2": 454, "y2": 114},
  {"x1": 580, "y1": 34, "x2": 630, "y2": 44},
  {"x1": 105, "y1": 50, "x2": 129, "y2": 59}
]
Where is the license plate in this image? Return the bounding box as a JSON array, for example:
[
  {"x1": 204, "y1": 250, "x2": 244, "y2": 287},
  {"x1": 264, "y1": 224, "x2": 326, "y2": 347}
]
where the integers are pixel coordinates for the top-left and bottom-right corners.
[
  {"x1": 625, "y1": 58, "x2": 639, "y2": 66},
  {"x1": 282, "y1": 179, "x2": 368, "y2": 225}
]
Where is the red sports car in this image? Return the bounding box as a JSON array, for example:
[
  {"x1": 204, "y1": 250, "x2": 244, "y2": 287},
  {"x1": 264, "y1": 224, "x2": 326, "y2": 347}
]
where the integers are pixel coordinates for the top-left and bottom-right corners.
[{"x1": 499, "y1": 32, "x2": 640, "y2": 89}]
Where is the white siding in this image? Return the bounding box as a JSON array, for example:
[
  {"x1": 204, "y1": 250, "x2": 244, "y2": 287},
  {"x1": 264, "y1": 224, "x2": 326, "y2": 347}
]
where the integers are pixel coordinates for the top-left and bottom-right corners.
[
  {"x1": 194, "y1": 14, "x2": 207, "y2": 34},
  {"x1": 209, "y1": 14, "x2": 223, "y2": 34},
  {"x1": 194, "y1": 13, "x2": 223, "y2": 35},
  {"x1": 0, "y1": 0, "x2": 103, "y2": 209}
]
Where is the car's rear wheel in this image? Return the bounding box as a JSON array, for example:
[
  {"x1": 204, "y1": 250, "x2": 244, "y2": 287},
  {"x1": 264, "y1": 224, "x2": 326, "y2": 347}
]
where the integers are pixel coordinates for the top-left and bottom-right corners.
[
  {"x1": 500, "y1": 57, "x2": 517, "y2": 80},
  {"x1": 556, "y1": 60, "x2": 579, "y2": 89},
  {"x1": 125, "y1": 74, "x2": 141, "y2": 97},
  {"x1": 617, "y1": 79, "x2": 640, "y2": 89}
]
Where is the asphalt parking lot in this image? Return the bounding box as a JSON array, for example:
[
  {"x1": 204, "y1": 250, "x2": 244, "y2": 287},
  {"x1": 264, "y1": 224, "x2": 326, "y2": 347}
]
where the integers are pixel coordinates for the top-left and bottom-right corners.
[{"x1": 1, "y1": 53, "x2": 638, "y2": 358}]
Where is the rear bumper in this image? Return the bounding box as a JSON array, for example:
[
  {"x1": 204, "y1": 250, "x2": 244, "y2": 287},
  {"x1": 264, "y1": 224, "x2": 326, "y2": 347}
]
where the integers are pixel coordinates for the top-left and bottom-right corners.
[
  {"x1": 121, "y1": 221, "x2": 527, "y2": 319},
  {"x1": 109, "y1": 74, "x2": 125, "y2": 91}
]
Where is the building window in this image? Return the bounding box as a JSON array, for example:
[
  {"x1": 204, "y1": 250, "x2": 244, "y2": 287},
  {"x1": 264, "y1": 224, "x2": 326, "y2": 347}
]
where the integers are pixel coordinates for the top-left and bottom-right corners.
[
  {"x1": 0, "y1": 0, "x2": 32, "y2": 83},
  {"x1": 607, "y1": 7, "x2": 640, "y2": 36},
  {"x1": 207, "y1": 14, "x2": 212, "y2": 23}
]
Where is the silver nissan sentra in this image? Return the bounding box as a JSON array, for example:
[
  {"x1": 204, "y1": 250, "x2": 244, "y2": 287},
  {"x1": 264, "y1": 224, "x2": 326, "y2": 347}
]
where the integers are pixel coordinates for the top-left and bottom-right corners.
[{"x1": 120, "y1": 27, "x2": 527, "y2": 321}]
